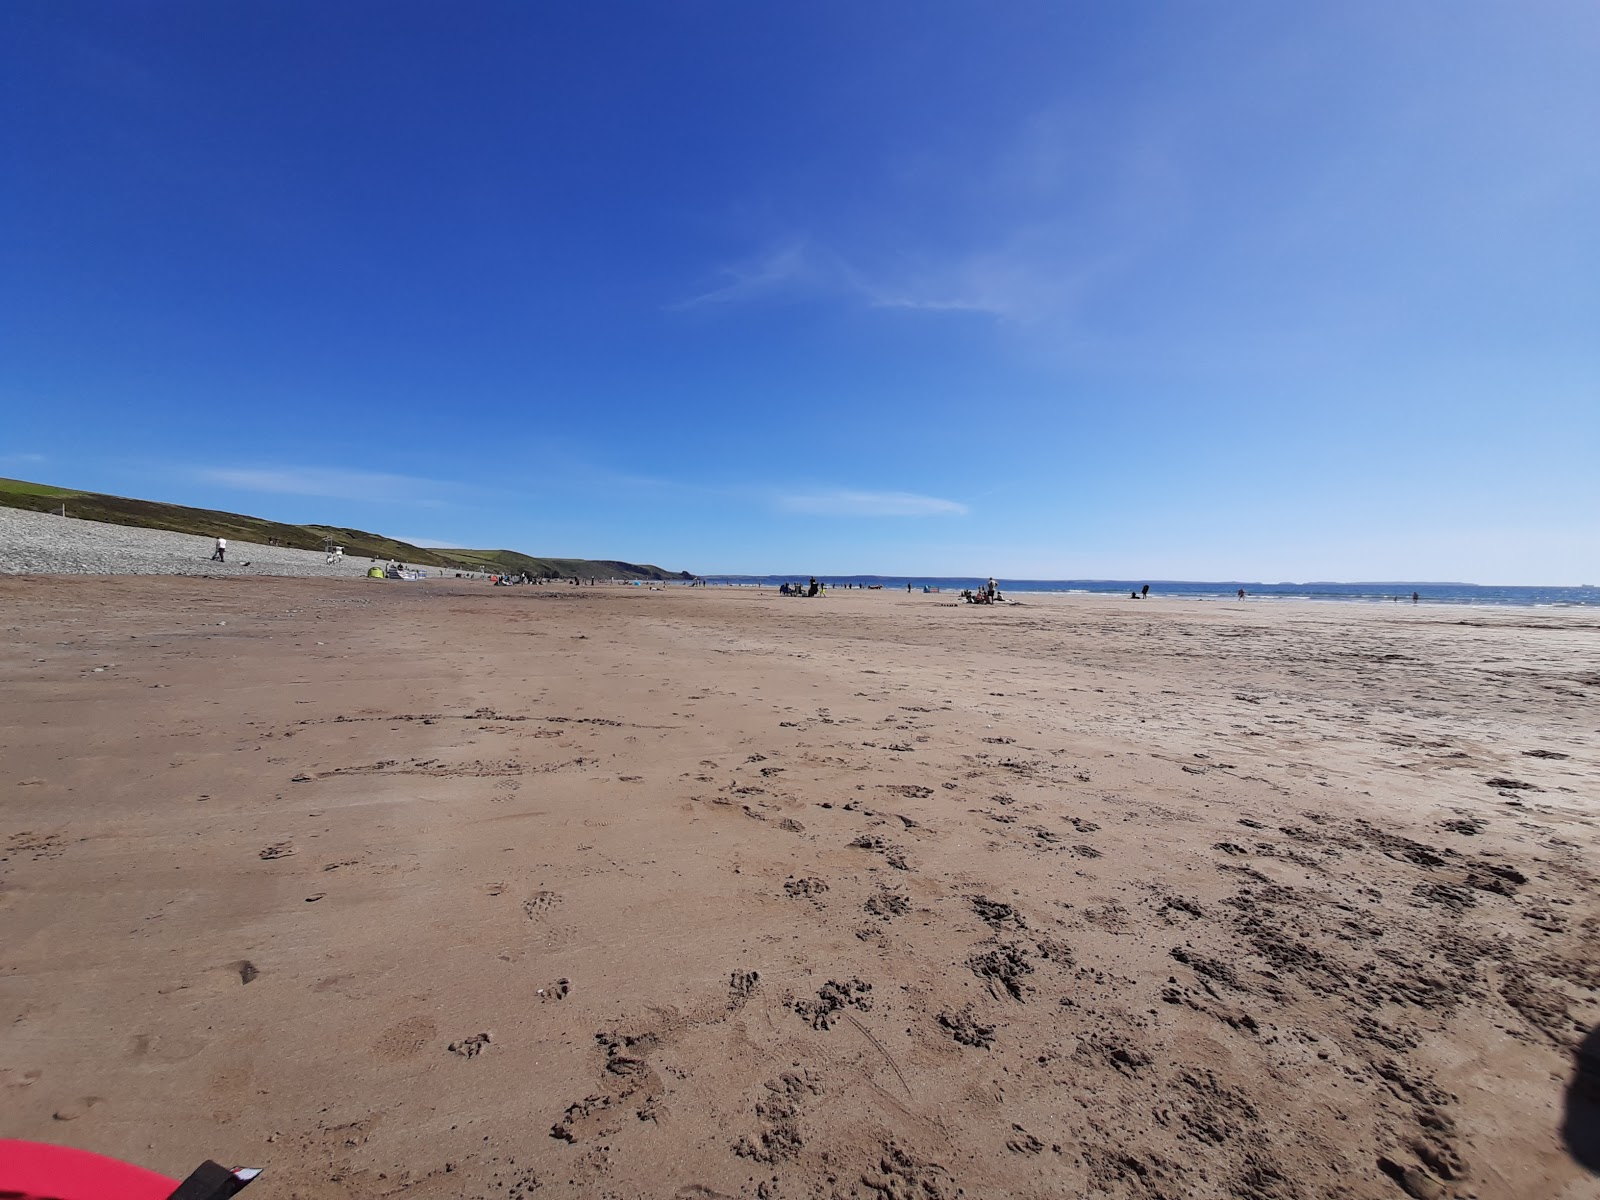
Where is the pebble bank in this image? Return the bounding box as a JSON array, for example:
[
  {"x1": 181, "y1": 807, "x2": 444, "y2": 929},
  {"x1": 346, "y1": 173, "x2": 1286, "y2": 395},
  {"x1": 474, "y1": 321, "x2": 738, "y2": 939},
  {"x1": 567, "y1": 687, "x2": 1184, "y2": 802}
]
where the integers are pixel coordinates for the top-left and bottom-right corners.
[{"x1": 0, "y1": 507, "x2": 469, "y2": 579}]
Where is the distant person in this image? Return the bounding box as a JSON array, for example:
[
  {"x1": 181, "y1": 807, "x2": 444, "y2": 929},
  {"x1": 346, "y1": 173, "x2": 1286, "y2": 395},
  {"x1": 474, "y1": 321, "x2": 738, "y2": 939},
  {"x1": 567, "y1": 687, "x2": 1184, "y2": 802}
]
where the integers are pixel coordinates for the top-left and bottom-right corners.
[
  {"x1": 907, "y1": 582, "x2": 912, "y2": 593},
  {"x1": 211, "y1": 537, "x2": 226, "y2": 563},
  {"x1": 1141, "y1": 584, "x2": 1149, "y2": 598},
  {"x1": 1413, "y1": 591, "x2": 1420, "y2": 604},
  {"x1": 1237, "y1": 588, "x2": 1246, "y2": 601},
  {"x1": 1130, "y1": 590, "x2": 1139, "y2": 599}
]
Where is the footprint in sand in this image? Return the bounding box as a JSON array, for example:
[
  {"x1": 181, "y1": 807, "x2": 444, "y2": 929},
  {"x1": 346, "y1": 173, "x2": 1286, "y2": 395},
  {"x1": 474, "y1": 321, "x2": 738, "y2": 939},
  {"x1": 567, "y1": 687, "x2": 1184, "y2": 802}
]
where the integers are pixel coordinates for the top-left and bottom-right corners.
[
  {"x1": 52, "y1": 1096, "x2": 105, "y2": 1121},
  {"x1": 1, "y1": 1067, "x2": 42, "y2": 1092},
  {"x1": 523, "y1": 891, "x2": 562, "y2": 920},
  {"x1": 371, "y1": 1015, "x2": 438, "y2": 1062},
  {"x1": 129, "y1": 1032, "x2": 208, "y2": 1063},
  {"x1": 163, "y1": 960, "x2": 264, "y2": 998}
]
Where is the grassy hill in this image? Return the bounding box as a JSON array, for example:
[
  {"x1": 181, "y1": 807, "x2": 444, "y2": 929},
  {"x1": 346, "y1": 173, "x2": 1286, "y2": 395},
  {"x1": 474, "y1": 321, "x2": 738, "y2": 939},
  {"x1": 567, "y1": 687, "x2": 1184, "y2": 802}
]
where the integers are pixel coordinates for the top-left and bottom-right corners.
[{"x1": 0, "y1": 476, "x2": 690, "y2": 581}]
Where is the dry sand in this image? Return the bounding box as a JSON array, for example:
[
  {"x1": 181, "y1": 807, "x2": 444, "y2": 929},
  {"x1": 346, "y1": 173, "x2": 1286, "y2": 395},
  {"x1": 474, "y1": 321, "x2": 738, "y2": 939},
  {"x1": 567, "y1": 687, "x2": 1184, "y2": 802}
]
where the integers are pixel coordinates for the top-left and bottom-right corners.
[{"x1": 2, "y1": 576, "x2": 1597, "y2": 1200}]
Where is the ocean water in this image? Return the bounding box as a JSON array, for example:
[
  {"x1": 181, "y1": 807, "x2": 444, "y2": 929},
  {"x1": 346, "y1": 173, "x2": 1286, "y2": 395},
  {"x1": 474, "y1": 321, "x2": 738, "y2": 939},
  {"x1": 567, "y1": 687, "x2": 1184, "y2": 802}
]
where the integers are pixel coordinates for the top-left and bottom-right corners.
[{"x1": 698, "y1": 577, "x2": 1600, "y2": 608}]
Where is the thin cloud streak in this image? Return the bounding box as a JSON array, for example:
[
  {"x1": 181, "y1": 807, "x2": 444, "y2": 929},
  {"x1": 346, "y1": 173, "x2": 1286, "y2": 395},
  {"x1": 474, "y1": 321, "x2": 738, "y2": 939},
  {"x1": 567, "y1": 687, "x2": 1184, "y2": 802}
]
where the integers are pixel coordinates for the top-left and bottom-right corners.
[
  {"x1": 674, "y1": 234, "x2": 1103, "y2": 324},
  {"x1": 675, "y1": 239, "x2": 1017, "y2": 317},
  {"x1": 779, "y1": 489, "x2": 968, "y2": 518},
  {"x1": 670, "y1": 241, "x2": 824, "y2": 309}
]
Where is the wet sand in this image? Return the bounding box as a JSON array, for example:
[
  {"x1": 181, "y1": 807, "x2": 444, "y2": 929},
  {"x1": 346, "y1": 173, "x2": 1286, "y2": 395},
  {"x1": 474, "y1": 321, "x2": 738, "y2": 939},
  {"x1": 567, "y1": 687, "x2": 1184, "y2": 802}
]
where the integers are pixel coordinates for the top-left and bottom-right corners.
[{"x1": 2, "y1": 576, "x2": 1597, "y2": 1199}]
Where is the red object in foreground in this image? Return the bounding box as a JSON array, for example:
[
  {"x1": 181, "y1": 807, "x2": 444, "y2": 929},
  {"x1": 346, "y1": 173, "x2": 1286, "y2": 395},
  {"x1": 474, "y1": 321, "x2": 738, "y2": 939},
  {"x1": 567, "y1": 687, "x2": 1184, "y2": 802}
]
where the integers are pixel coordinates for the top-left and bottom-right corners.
[
  {"x1": 0, "y1": 1140, "x2": 177, "y2": 1200},
  {"x1": 0, "y1": 1140, "x2": 259, "y2": 1200}
]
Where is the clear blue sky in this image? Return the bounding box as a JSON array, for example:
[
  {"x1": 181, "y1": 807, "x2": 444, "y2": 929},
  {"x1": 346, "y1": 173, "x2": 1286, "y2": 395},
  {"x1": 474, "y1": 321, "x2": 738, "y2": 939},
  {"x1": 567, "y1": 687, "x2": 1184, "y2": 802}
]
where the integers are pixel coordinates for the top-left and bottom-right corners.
[{"x1": 3, "y1": 2, "x2": 1596, "y2": 582}]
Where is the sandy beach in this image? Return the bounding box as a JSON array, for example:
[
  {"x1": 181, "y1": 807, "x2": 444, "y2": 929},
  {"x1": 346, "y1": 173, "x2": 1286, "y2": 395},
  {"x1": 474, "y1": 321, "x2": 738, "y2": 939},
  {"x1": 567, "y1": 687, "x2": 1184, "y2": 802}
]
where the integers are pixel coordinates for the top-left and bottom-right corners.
[{"x1": 2, "y1": 576, "x2": 1596, "y2": 1199}]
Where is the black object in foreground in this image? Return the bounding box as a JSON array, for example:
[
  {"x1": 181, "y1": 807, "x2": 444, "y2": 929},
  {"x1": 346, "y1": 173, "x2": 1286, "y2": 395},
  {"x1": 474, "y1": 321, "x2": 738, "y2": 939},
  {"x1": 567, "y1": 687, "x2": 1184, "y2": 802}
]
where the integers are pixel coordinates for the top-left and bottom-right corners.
[
  {"x1": 167, "y1": 1161, "x2": 262, "y2": 1199},
  {"x1": 1565, "y1": 1024, "x2": 1600, "y2": 1174}
]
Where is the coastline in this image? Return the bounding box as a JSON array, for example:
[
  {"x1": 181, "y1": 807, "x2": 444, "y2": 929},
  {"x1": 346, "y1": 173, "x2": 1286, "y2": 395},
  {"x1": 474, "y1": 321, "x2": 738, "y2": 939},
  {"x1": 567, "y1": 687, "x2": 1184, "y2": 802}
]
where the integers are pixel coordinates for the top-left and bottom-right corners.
[{"x1": 699, "y1": 577, "x2": 1600, "y2": 608}]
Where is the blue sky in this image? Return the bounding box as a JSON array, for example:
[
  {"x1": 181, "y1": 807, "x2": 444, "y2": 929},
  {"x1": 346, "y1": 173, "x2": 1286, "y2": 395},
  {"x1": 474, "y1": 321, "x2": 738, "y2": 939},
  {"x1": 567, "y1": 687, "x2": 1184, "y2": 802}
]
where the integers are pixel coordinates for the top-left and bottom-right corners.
[{"x1": 3, "y1": 2, "x2": 1596, "y2": 582}]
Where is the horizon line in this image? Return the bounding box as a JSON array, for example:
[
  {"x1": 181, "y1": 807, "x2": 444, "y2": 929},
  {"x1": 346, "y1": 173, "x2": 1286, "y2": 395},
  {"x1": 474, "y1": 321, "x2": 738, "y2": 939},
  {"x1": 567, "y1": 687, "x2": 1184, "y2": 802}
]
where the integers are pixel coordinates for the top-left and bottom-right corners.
[{"x1": 692, "y1": 573, "x2": 1595, "y2": 589}]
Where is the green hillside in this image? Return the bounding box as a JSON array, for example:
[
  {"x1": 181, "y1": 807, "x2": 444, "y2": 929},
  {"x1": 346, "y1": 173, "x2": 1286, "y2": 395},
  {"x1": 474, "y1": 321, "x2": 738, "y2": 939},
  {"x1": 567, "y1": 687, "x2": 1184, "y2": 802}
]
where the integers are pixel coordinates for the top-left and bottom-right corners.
[{"x1": 0, "y1": 477, "x2": 690, "y2": 580}]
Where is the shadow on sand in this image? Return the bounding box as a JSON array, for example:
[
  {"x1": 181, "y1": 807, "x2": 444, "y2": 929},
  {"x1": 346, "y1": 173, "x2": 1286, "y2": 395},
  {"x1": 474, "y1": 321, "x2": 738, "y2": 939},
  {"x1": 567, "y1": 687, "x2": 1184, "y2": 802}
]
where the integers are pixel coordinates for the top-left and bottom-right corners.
[{"x1": 1565, "y1": 1024, "x2": 1600, "y2": 1174}]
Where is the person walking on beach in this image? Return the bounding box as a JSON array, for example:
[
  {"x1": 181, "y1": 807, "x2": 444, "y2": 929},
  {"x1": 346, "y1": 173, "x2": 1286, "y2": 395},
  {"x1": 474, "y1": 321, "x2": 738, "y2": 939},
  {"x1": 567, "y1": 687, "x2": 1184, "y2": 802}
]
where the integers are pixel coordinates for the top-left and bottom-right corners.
[
  {"x1": 1237, "y1": 587, "x2": 1245, "y2": 601},
  {"x1": 211, "y1": 537, "x2": 226, "y2": 563},
  {"x1": 1413, "y1": 591, "x2": 1420, "y2": 604},
  {"x1": 1141, "y1": 583, "x2": 1149, "y2": 598}
]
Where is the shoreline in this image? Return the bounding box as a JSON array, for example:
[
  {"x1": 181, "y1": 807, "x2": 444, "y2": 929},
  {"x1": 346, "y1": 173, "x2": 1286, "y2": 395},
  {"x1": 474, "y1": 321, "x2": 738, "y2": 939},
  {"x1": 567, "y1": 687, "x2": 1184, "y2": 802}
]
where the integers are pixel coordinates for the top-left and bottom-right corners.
[
  {"x1": 704, "y1": 581, "x2": 1600, "y2": 613},
  {"x1": 702, "y1": 580, "x2": 1600, "y2": 609}
]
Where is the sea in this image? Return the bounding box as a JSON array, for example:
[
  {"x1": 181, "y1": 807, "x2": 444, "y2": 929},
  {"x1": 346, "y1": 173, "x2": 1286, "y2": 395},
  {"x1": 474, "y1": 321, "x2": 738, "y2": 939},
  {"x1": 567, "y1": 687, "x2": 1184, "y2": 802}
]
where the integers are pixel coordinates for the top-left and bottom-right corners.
[{"x1": 697, "y1": 577, "x2": 1600, "y2": 608}]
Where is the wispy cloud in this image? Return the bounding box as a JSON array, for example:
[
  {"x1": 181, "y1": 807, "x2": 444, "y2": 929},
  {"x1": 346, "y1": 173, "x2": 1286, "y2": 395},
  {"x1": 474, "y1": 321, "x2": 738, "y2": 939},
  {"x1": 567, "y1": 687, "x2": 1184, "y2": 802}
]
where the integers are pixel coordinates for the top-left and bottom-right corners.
[
  {"x1": 673, "y1": 239, "x2": 1009, "y2": 316},
  {"x1": 670, "y1": 240, "x2": 832, "y2": 309},
  {"x1": 196, "y1": 466, "x2": 453, "y2": 505},
  {"x1": 0, "y1": 452, "x2": 48, "y2": 467},
  {"x1": 778, "y1": 489, "x2": 968, "y2": 518},
  {"x1": 672, "y1": 91, "x2": 1191, "y2": 328},
  {"x1": 673, "y1": 232, "x2": 1106, "y2": 324},
  {"x1": 855, "y1": 236, "x2": 1103, "y2": 321}
]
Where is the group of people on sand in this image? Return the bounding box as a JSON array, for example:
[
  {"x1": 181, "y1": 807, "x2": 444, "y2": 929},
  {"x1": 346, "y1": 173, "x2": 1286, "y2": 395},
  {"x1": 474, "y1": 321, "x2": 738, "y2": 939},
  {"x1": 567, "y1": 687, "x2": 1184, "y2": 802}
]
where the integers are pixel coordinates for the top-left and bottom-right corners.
[
  {"x1": 962, "y1": 578, "x2": 1004, "y2": 604},
  {"x1": 779, "y1": 577, "x2": 823, "y2": 597},
  {"x1": 491, "y1": 573, "x2": 593, "y2": 586}
]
